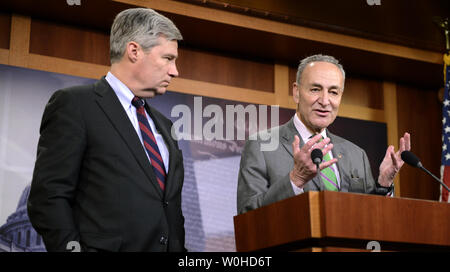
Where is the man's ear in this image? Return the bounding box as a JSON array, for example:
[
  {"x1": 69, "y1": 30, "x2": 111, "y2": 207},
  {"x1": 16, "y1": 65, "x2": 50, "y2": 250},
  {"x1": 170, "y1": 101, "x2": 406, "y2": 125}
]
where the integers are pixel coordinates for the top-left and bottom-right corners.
[{"x1": 125, "y1": 41, "x2": 140, "y2": 63}]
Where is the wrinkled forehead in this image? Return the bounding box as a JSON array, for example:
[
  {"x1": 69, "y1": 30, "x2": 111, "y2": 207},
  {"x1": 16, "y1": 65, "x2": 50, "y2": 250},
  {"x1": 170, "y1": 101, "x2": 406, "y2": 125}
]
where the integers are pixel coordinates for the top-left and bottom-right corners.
[{"x1": 301, "y1": 62, "x2": 344, "y2": 88}]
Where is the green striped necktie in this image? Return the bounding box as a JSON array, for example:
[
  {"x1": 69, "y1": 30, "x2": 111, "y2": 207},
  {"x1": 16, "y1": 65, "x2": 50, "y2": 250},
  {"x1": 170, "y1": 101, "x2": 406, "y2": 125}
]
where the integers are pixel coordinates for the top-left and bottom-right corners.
[{"x1": 316, "y1": 135, "x2": 339, "y2": 191}]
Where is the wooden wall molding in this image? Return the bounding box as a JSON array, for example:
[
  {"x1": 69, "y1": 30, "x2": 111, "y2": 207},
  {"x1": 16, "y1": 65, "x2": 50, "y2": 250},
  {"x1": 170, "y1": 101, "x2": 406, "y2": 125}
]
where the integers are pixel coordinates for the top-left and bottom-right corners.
[
  {"x1": 383, "y1": 82, "x2": 400, "y2": 196},
  {"x1": 9, "y1": 14, "x2": 30, "y2": 67},
  {"x1": 274, "y1": 64, "x2": 290, "y2": 106},
  {"x1": 171, "y1": 77, "x2": 275, "y2": 105},
  {"x1": 0, "y1": 48, "x2": 8, "y2": 64},
  {"x1": 1, "y1": 50, "x2": 387, "y2": 124},
  {"x1": 338, "y1": 104, "x2": 385, "y2": 124},
  {"x1": 27, "y1": 53, "x2": 109, "y2": 80}
]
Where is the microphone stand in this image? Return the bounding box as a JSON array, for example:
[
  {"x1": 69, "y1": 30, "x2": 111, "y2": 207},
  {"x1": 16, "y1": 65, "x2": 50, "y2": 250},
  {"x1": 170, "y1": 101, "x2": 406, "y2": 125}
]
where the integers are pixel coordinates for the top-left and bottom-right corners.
[{"x1": 418, "y1": 164, "x2": 450, "y2": 193}]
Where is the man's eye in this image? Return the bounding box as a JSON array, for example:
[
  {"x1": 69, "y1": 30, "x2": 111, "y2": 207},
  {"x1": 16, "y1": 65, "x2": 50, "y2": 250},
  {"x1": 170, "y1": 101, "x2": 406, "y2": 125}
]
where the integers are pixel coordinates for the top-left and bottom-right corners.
[{"x1": 311, "y1": 88, "x2": 320, "y2": 92}]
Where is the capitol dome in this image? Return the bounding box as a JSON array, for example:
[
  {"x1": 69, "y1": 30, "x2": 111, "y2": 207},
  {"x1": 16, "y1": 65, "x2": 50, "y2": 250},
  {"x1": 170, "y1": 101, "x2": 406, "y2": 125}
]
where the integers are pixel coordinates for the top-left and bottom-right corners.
[{"x1": 0, "y1": 184, "x2": 46, "y2": 252}]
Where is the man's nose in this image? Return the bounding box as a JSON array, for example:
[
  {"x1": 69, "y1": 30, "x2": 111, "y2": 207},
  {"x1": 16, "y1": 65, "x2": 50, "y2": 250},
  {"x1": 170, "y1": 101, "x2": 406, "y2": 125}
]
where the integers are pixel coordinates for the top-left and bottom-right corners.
[
  {"x1": 169, "y1": 62, "x2": 179, "y2": 78},
  {"x1": 318, "y1": 91, "x2": 330, "y2": 106}
]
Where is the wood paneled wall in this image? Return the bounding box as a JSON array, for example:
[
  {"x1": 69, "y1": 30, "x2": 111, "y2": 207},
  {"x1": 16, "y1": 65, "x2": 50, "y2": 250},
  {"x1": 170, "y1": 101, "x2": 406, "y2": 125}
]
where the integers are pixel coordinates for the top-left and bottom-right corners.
[
  {"x1": 397, "y1": 84, "x2": 442, "y2": 200},
  {"x1": 0, "y1": 13, "x2": 10, "y2": 49},
  {"x1": 0, "y1": 8, "x2": 443, "y2": 201},
  {"x1": 30, "y1": 19, "x2": 110, "y2": 66},
  {"x1": 178, "y1": 48, "x2": 274, "y2": 93}
]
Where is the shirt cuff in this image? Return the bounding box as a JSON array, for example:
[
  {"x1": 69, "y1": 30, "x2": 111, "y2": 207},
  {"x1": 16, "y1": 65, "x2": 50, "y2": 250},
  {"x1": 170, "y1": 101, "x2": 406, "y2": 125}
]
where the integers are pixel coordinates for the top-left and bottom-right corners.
[{"x1": 290, "y1": 180, "x2": 304, "y2": 195}]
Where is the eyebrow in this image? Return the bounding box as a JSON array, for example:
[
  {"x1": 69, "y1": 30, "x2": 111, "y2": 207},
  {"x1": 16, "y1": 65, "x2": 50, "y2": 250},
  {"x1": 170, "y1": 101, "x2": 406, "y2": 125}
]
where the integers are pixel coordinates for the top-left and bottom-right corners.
[{"x1": 311, "y1": 83, "x2": 341, "y2": 90}]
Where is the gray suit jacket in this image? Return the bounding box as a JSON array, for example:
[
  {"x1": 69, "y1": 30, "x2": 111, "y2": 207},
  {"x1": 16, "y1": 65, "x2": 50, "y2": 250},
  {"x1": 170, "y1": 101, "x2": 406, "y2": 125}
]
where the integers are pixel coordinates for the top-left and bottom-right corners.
[{"x1": 237, "y1": 118, "x2": 391, "y2": 214}]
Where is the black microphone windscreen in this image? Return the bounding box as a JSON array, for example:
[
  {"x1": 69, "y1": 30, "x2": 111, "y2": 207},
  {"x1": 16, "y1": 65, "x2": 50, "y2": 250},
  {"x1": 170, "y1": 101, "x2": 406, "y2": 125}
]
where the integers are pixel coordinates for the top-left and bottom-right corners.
[
  {"x1": 311, "y1": 149, "x2": 323, "y2": 164},
  {"x1": 401, "y1": 151, "x2": 420, "y2": 168}
]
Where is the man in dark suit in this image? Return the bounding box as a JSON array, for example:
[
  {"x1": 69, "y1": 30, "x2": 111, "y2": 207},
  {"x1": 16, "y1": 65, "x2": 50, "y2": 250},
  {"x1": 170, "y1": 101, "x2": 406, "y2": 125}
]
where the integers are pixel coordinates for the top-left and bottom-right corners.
[
  {"x1": 237, "y1": 54, "x2": 411, "y2": 214},
  {"x1": 27, "y1": 8, "x2": 186, "y2": 251}
]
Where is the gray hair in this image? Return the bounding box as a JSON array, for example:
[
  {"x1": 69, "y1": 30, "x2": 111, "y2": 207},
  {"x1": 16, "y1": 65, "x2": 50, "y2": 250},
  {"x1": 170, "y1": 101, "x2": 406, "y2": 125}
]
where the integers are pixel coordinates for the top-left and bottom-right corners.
[
  {"x1": 110, "y1": 8, "x2": 183, "y2": 63},
  {"x1": 296, "y1": 54, "x2": 345, "y2": 86}
]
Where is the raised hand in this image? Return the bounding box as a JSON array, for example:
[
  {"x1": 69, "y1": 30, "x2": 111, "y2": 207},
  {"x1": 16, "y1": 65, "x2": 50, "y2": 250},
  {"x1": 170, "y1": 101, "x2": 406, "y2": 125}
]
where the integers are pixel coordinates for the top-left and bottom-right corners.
[
  {"x1": 290, "y1": 134, "x2": 338, "y2": 188},
  {"x1": 378, "y1": 132, "x2": 411, "y2": 187}
]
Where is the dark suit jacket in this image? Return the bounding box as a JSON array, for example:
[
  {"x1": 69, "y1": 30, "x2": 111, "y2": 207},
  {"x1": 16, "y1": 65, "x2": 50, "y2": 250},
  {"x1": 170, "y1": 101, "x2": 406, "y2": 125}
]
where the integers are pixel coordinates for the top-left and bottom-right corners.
[
  {"x1": 237, "y1": 118, "x2": 392, "y2": 214},
  {"x1": 27, "y1": 78, "x2": 186, "y2": 252}
]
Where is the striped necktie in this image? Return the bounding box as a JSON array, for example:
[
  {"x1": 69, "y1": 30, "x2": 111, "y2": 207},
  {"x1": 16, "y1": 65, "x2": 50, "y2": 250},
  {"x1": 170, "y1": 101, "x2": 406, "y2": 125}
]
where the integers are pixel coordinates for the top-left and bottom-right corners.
[
  {"x1": 131, "y1": 97, "x2": 166, "y2": 191},
  {"x1": 316, "y1": 135, "x2": 339, "y2": 191}
]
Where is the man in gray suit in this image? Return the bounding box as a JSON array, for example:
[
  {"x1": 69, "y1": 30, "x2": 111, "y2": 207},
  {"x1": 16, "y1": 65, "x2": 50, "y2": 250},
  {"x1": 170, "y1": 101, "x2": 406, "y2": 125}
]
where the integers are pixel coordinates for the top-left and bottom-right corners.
[{"x1": 237, "y1": 54, "x2": 410, "y2": 214}]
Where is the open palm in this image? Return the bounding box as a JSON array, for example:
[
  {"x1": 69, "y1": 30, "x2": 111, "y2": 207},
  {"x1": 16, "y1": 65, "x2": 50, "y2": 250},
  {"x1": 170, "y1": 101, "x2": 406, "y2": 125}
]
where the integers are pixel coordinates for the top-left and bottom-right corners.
[{"x1": 378, "y1": 133, "x2": 410, "y2": 187}]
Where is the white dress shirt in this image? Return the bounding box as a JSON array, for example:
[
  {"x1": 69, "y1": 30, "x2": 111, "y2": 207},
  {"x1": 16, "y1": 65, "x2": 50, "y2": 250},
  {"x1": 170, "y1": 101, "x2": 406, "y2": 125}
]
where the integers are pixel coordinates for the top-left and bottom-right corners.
[
  {"x1": 105, "y1": 72, "x2": 170, "y2": 173},
  {"x1": 290, "y1": 114, "x2": 341, "y2": 195}
]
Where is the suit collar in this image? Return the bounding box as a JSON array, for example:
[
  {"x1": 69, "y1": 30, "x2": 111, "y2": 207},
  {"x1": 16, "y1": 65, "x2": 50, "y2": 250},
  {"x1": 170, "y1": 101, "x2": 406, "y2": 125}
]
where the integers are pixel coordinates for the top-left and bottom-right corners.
[
  {"x1": 282, "y1": 118, "x2": 348, "y2": 191},
  {"x1": 327, "y1": 131, "x2": 350, "y2": 191},
  {"x1": 281, "y1": 117, "x2": 329, "y2": 157},
  {"x1": 93, "y1": 77, "x2": 110, "y2": 97},
  {"x1": 280, "y1": 117, "x2": 301, "y2": 157},
  {"x1": 104, "y1": 72, "x2": 135, "y2": 113},
  {"x1": 281, "y1": 116, "x2": 346, "y2": 160},
  {"x1": 327, "y1": 131, "x2": 346, "y2": 161},
  {"x1": 292, "y1": 113, "x2": 327, "y2": 143},
  {"x1": 94, "y1": 78, "x2": 165, "y2": 198}
]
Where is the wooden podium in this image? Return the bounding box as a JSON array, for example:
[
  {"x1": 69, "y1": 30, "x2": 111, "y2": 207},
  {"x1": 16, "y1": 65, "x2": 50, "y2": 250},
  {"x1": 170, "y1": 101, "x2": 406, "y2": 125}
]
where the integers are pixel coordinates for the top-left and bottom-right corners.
[{"x1": 234, "y1": 191, "x2": 450, "y2": 252}]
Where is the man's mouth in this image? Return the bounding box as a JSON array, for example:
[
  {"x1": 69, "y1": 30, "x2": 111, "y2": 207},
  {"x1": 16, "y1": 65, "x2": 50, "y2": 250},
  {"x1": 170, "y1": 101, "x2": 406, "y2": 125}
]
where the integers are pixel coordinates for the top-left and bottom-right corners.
[{"x1": 314, "y1": 109, "x2": 330, "y2": 117}]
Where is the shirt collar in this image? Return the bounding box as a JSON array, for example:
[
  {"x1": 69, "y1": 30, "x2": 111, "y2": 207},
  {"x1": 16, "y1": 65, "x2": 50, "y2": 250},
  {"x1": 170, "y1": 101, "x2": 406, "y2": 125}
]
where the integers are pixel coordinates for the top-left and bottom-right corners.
[
  {"x1": 293, "y1": 113, "x2": 327, "y2": 143},
  {"x1": 105, "y1": 71, "x2": 136, "y2": 110}
]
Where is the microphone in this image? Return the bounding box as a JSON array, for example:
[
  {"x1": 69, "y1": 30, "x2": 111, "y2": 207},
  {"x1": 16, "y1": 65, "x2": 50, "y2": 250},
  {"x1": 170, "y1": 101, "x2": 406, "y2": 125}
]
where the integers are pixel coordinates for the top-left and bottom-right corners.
[
  {"x1": 400, "y1": 150, "x2": 422, "y2": 168},
  {"x1": 401, "y1": 151, "x2": 450, "y2": 193},
  {"x1": 311, "y1": 149, "x2": 323, "y2": 171}
]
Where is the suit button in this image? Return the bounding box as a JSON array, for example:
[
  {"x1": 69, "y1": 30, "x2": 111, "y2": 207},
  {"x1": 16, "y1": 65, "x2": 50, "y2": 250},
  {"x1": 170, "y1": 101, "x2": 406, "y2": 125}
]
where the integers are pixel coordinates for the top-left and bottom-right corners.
[
  {"x1": 159, "y1": 236, "x2": 168, "y2": 245},
  {"x1": 163, "y1": 201, "x2": 169, "y2": 207}
]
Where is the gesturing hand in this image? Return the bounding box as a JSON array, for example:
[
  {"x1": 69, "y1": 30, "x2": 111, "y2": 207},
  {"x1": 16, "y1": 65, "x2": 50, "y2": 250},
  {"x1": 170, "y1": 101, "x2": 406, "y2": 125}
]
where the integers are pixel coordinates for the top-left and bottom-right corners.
[
  {"x1": 378, "y1": 132, "x2": 411, "y2": 187},
  {"x1": 290, "y1": 134, "x2": 338, "y2": 188}
]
